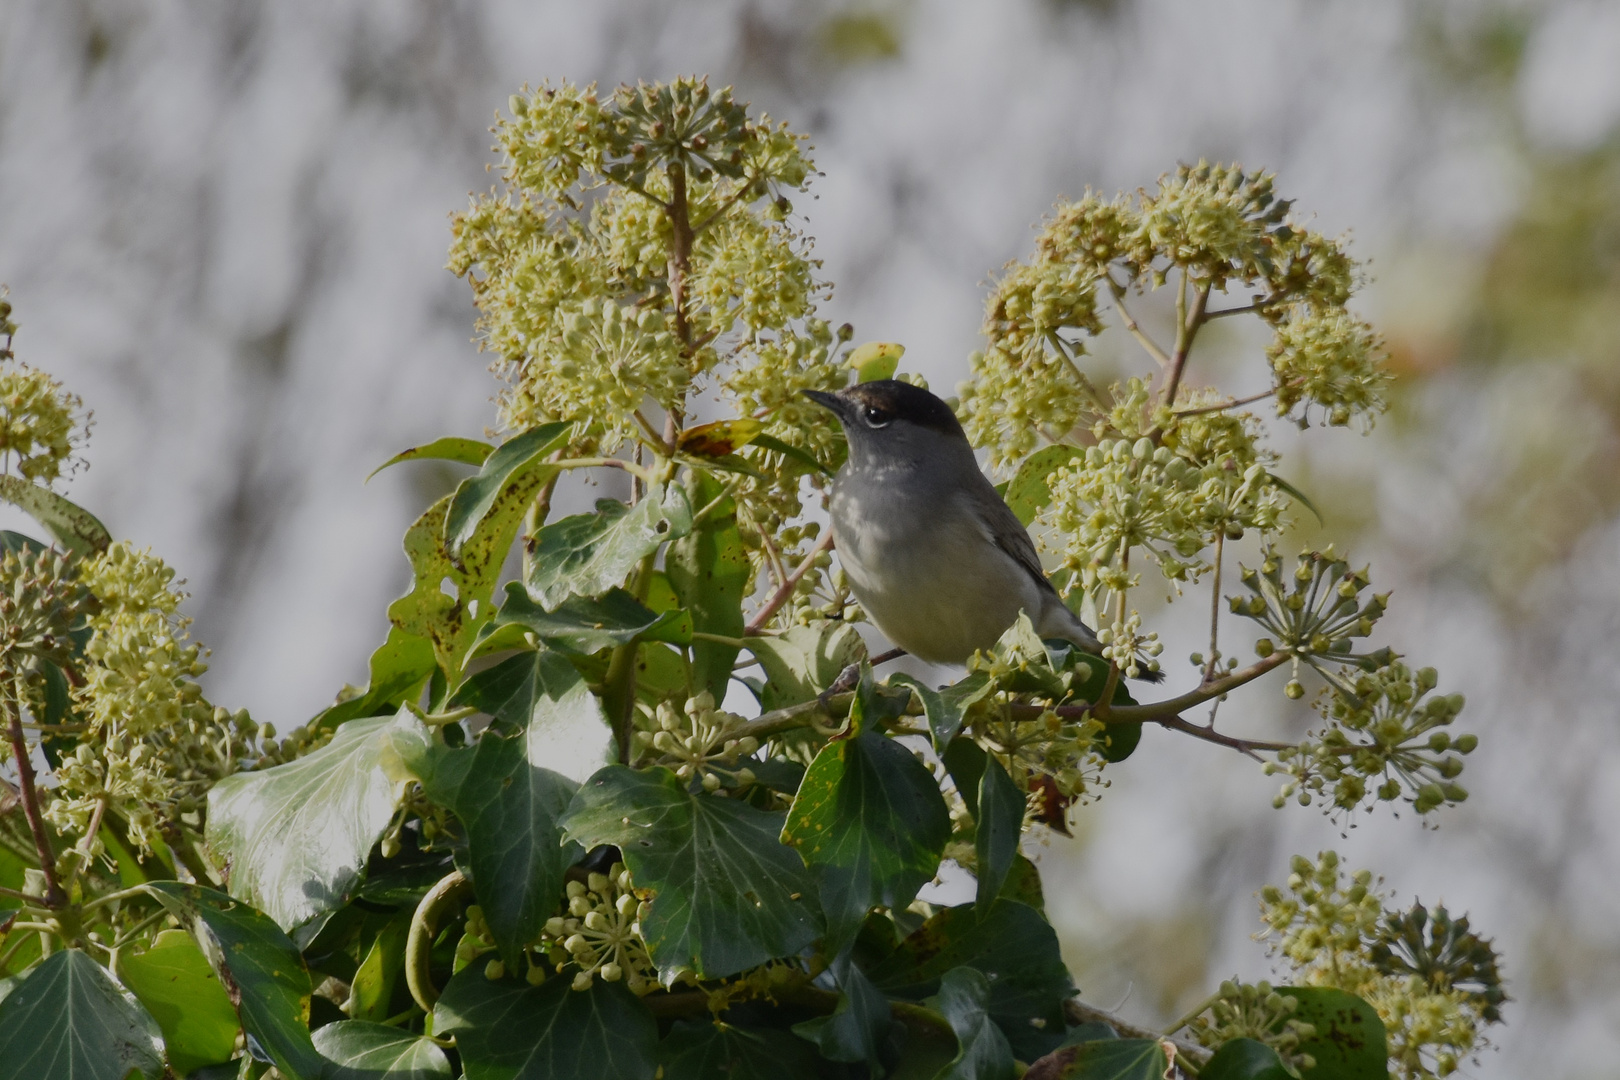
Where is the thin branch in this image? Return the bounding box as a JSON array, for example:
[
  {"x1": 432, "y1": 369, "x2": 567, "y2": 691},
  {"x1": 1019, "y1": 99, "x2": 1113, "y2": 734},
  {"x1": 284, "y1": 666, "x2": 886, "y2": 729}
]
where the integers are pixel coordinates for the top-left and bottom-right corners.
[
  {"x1": 1107, "y1": 278, "x2": 1171, "y2": 368},
  {"x1": 1202, "y1": 288, "x2": 1287, "y2": 322},
  {"x1": 1172, "y1": 386, "x2": 1280, "y2": 418},
  {"x1": 0, "y1": 885, "x2": 43, "y2": 904},
  {"x1": 733, "y1": 690, "x2": 855, "y2": 742},
  {"x1": 756, "y1": 522, "x2": 789, "y2": 591},
  {"x1": 744, "y1": 530, "x2": 836, "y2": 635},
  {"x1": 1161, "y1": 277, "x2": 1211, "y2": 409},
  {"x1": 1204, "y1": 533, "x2": 1224, "y2": 685},
  {"x1": 551, "y1": 457, "x2": 655, "y2": 484},
  {"x1": 1102, "y1": 651, "x2": 1291, "y2": 723},
  {"x1": 691, "y1": 173, "x2": 761, "y2": 236},
  {"x1": 6, "y1": 682, "x2": 63, "y2": 908}
]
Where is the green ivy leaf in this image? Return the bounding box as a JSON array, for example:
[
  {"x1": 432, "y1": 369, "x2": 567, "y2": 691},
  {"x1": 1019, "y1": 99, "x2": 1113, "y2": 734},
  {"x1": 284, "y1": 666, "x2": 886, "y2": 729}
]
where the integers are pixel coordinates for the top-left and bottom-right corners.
[
  {"x1": 142, "y1": 882, "x2": 326, "y2": 1080},
  {"x1": 748, "y1": 433, "x2": 834, "y2": 477},
  {"x1": 311, "y1": 627, "x2": 437, "y2": 732},
  {"x1": 1201, "y1": 1037, "x2": 1293, "y2": 1080},
  {"x1": 1003, "y1": 446, "x2": 1083, "y2": 527},
  {"x1": 0, "y1": 476, "x2": 111, "y2": 556},
  {"x1": 659, "y1": 1019, "x2": 824, "y2": 1080},
  {"x1": 433, "y1": 968, "x2": 657, "y2": 1080},
  {"x1": 0, "y1": 949, "x2": 163, "y2": 1080},
  {"x1": 747, "y1": 622, "x2": 867, "y2": 711},
  {"x1": 420, "y1": 727, "x2": 583, "y2": 967},
  {"x1": 367, "y1": 436, "x2": 495, "y2": 481},
  {"x1": 781, "y1": 717, "x2": 950, "y2": 951},
  {"x1": 889, "y1": 672, "x2": 993, "y2": 752},
  {"x1": 1276, "y1": 987, "x2": 1387, "y2": 1080},
  {"x1": 116, "y1": 928, "x2": 240, "y2": 1075},
  {"x1": 791, "y1": 954, "x2": 890, "y2": 1072},
  {"x1": 450, "y1": 649, "x2": 613, "y2": 784},
  {"x1": 999, "y1": 854, "x2": 1046, "y2": 915},
  {"x1": 312, "y1": 1020, "x2": 452, "y2": 1078},
  {"x1": 665, "y1": 473, "x2": 748, "y2": 700},
  {"x1": 444, "y1": 422, "x2": 571, "y2": 555},
  {"x1": 526, "y1": 485, "x2": 693, "y2": 611},
  {"x1": 560, "y1": 765, "x2": 821, "y2": 979},
  {"x1": 206, "y1": 713, "x2": 432, "y2": 933},
  {"x1": 867, "y1": 900, "x2": 1075, "y2": 1060},
  {"x1": 1030, "y1": 1038, "x2": 1169, "y2": 1079},
  {"x1": 974, "y1": 757, "x2": 1023, "y2": 913},
  {"x1": 930, "y1": 966, "x2": 1016, "y2": 1080},
  {"x1": 943, "y1": 737, "x2": 988, "y2": 819},
  {"x1": 345, "y1": 910, "x2": 411, "y2": 1022},
  {"x1": 1066, "y1": 658, "x2": 1141, "y2": 763},
  {"x1": 488, "y1": 582, "x2": 692, "y2": 654}
]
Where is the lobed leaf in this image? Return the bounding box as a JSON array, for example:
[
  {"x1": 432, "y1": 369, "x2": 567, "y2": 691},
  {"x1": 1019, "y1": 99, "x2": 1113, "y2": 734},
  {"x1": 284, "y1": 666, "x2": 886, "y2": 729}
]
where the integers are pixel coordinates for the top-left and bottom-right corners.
[
  {"x1": 433, "y1": 968, "x2": 657, "y2": 1080},
  {"x1": 487, "y1": 582, "x2": 692, "y2": 654},
  {"x1": 930, "y1": 966, "x2": 1017, "y2": 1080},
  {"x1": 0, "y1": 949, "x2": 163, "y2": 1080},
  {"x1": 658, "y1": 1019, "x2": 823, "y2": 1080},
  {"x1": 791, "y1": 954, "x2": 890, "y2": 1071},
  {"x1": 867, "y1": 900, "x2": 1075, "y2": 1060},
  {"x1": 450, "y1": 648, "x2": 614, "y2": 784},
  {"x1": 560, "y1": 765, "x2": 821, "y2": 979},
  {"x1": 206, "y1": 713, "x2": 432, "y2": 934},
  {"x1": 781, "y1": 724, "x2": 950, "y2": 951},
  {"x1": 526, "y1": 485, "x2": 693, "y2": 611},
  {"x1": 420, "y1": 726, "x2": 583, "y2": 966},
  {"x1": 388, "y1": 494, "x2": 504, "y2": 677},
  {"x1": 312, "y1": 1020, "x2": 452, "y2": 1079},
  {"x1": 890, "y1": 672, "x2": 993, "y2": 752}
]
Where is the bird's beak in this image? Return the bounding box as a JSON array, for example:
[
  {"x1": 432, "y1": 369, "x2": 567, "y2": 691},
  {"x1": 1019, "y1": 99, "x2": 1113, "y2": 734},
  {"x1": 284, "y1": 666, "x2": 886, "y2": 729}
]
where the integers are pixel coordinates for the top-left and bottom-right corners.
[{"x1": 800, "y1": 389, "x2": 847, "y2": 420}]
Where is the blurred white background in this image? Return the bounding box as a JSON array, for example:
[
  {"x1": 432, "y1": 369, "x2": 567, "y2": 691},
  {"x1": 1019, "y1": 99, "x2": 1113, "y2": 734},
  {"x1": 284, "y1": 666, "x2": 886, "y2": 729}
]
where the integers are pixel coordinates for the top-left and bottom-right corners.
[{"x1": 3, "y1": 1, "x2": 1618, "y2": 1075}]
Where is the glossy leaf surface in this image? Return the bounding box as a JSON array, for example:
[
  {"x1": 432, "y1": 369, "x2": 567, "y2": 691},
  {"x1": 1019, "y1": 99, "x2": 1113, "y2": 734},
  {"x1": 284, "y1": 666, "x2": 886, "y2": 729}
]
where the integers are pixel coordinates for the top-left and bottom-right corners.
[
  {"x1": 560, "y1": 765, "x2": 821, "y2": 978},
  {"x1": 117, "y1": 928, "x2": 239, "y2": 1075},
  {"x1": 526, "y1": 485, "x2": 693, "y2": 610},
  {"x1": 434, "y1": 968, "x2": 657, "y2": 1080},
  {"x1": 312, "y1": 1020, "x2": 452, "y2": 1078},
  {"x1": 206, "y1": 713, "x2": 431, "y2": 932},
  {"x1": 0, "y1": 949, "x2": 163, "y2": 1080}
]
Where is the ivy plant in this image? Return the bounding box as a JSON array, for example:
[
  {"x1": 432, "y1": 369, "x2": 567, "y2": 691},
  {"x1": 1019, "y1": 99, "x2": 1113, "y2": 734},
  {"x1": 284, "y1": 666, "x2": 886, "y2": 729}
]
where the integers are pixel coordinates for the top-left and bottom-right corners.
[{"x1": 0, "y1": 78, "x2": 1503, "y2": 1080}]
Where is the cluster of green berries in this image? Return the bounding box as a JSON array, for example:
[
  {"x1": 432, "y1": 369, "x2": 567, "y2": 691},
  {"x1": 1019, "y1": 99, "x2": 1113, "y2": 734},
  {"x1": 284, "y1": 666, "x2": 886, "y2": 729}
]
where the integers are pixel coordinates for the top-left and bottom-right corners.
[
  {"x1": 1185, "y1": 979, "x2": 1316, "y2": 1071},
  {"x1": 632, "y1": 690, "x2": 760, "y2": 792}
]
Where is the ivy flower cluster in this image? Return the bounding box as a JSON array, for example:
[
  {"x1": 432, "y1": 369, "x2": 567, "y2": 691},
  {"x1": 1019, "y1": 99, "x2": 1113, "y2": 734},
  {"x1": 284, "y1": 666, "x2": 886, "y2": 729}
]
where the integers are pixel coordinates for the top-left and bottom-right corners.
[
  {"x1": 1229, "y1": 547, "x2": 1391, "y2": 697},
  {"x1": 0, "y1": 307, "x2": 88, "y2": 486},
  {"x1": 449, "y1": 76, "x2": 846, "y2": 595},
  {"x1": 1184, "y1": 979, "x2": 1316, "y2": 1071},
  {"x1": 631, "y1": 690, "x2": 760, "y2": 792},
  {"x1": 448, "y1": 76, "x2": 841, "y2": 462},
  {"x1": 1266, "y1": 662, "x2": 1473, "y2": 816},
  {"x1": 1260, "y1": 852, "x2": 1505, "y2": 1080},
  {"x1": 538, "y1": 867, "x2": 657, "y2": 993},
  {"x1": 958, "y1": 161, "x2": 1382, "y2": 467},
  {"x1": 965, "y1": 617, "x2": 1109, "y2": 811},
  {"x1": 48, "y1": 543, "x2": 238, "y2": 854}
]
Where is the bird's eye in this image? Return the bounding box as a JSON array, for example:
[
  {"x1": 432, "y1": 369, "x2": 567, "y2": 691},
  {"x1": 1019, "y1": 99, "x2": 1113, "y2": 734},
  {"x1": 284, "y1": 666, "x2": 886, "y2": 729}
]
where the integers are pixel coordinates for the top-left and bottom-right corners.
[{"x1": 862, "y1": 405, "x2": 892, "y2": 429}]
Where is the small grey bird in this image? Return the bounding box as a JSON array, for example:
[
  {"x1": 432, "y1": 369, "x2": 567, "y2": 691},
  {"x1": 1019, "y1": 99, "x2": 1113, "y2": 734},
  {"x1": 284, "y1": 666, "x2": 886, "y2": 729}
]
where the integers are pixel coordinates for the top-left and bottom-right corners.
[{"x1": 804, "y1": 379, "x2": 1141, "y2": 674}]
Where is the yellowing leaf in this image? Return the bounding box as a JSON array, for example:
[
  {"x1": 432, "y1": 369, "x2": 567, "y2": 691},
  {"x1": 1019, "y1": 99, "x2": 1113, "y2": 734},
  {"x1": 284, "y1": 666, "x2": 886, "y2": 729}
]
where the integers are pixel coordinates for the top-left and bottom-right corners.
[
  {"x1": 846, "y1": 341, "x2": 905, "y2": 383},
  {"x1": 678, "y1": 418, "x2": 764, "y2": 457}
]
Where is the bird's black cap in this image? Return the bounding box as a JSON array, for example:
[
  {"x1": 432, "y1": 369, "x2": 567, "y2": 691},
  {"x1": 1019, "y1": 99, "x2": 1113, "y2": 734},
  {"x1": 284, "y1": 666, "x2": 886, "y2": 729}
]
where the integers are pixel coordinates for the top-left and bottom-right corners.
[{"x1": 802, "y1": 380, "x2": 964, "y2": 437}]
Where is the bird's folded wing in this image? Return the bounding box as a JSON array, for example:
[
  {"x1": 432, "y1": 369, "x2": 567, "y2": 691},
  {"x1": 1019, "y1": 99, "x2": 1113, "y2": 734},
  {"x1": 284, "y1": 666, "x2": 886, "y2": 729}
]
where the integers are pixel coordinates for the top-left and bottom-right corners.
[{"x1": 970, "y1": 487, "x2": 1062, "y2": 597}]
